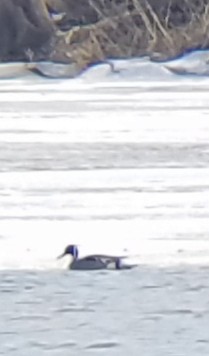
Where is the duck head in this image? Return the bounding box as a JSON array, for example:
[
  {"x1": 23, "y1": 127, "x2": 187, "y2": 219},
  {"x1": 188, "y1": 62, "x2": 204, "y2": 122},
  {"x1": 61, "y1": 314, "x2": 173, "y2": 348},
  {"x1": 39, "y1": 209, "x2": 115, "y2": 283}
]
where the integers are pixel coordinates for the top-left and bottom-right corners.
[{"x1": 58, "y1": 244, "x2": 79, "y2": 260}]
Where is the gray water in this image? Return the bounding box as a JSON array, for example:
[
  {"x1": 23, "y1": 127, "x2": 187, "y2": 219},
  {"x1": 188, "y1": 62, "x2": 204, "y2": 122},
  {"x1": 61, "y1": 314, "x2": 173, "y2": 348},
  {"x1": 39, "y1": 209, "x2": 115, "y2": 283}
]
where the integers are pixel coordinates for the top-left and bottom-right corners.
[
  {"x1": 1, "y1": 267, "x2": 209, "y2": 356},
  {"x1": 1, "y1": 76, "x2": 209, "y2": 355}
]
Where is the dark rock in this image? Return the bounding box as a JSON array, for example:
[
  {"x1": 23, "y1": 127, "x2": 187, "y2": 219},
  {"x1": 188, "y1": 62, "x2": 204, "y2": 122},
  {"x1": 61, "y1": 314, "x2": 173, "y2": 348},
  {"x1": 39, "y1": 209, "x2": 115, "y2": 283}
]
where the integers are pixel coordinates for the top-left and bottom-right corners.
[{"x1": 0, "y1": 0, "x2": 55, "y2": 61}]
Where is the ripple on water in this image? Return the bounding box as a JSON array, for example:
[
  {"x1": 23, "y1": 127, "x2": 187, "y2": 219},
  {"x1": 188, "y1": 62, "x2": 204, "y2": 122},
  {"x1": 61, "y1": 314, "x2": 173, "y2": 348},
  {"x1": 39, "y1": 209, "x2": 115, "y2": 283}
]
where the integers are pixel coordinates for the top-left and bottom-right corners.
[
  {"x1": 86, "y1": 341, "x2": 120, "y2": 350},
  {"x1": 55, "y1": 306, "x2": 95, "y2": 313}
]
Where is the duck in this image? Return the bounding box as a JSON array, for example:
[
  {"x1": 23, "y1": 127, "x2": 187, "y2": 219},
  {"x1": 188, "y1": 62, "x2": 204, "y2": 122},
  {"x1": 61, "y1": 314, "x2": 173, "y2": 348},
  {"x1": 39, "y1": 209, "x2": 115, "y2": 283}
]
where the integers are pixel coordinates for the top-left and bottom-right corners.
[{"x1": 58, "y1": 244, "x2": 136, "y2": 270}]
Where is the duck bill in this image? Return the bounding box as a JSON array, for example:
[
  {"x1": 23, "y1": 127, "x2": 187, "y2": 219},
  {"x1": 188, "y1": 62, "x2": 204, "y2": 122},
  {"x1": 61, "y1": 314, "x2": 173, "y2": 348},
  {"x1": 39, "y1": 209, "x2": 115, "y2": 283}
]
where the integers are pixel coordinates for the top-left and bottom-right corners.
[{"x1": 57, "y1": 252, "x2": 66, "y2": 260}]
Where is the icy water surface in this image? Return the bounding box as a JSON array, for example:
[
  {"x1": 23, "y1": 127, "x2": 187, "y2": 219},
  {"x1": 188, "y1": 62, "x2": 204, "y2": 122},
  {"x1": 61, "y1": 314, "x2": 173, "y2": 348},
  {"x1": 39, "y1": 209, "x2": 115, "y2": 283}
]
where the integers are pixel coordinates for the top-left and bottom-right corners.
[
  {"x1": 1, "y1": 59, "x2": 209, "y2": 355},
  {"x1": 1, "y1": 267, "x2": 209, "y2": 356}
]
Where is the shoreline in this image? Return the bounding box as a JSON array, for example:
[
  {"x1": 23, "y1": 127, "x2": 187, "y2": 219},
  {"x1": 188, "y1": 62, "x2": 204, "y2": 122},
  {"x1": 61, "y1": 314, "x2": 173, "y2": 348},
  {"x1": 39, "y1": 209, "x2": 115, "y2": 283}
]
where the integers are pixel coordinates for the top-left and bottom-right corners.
[{"x1": 0, "y1": 0, "x2": 208, "y2": 78}]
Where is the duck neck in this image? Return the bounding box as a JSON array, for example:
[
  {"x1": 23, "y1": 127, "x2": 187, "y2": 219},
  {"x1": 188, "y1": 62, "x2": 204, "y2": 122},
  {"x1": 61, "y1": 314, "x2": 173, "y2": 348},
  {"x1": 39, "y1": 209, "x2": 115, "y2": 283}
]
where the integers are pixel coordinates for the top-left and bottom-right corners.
[{"x1": 71, "y1": 253, "x2": 77, "y2": 261}]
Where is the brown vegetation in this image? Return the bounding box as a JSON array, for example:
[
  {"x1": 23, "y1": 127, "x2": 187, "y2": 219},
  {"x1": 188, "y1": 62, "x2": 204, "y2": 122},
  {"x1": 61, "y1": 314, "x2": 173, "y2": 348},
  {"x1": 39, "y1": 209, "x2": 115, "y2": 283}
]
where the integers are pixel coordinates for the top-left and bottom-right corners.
[
  {"x1": 46, "y1": 0, "x2": 209, "y2": 70},
  {"x1": 1, "y1": 0, "x2": 209, "y2": 71}
]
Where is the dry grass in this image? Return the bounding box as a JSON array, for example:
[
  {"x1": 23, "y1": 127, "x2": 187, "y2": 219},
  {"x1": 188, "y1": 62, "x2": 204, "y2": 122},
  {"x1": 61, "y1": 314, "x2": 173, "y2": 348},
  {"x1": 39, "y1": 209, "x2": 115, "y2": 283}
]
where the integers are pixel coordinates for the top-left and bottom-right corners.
[{"x1": 53, "y1": 0, "x2": 209, "y2": 68}]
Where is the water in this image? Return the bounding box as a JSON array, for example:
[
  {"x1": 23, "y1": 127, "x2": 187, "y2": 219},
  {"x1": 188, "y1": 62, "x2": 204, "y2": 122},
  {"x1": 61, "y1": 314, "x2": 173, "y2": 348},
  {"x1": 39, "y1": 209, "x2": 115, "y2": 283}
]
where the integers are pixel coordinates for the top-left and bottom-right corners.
[
  {"x1": 1, "y1": 57, "x2": 209, "y2": 355},
  {"x1": 2, "y1": 267, "x2": 209, "y2": 356}
]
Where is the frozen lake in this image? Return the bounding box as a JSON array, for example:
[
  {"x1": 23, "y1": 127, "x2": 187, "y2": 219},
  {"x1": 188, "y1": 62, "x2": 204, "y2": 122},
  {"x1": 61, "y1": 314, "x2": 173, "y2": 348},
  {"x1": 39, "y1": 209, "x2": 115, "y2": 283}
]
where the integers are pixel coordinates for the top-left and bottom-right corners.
[{"x1": 1, "y1": 57, "x2": 209, "y2": 355}]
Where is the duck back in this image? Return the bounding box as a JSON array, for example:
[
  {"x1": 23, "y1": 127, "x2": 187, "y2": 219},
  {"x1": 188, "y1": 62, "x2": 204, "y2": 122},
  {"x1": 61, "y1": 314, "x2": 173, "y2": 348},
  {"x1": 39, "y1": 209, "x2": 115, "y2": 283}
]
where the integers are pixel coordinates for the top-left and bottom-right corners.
[{"x1": 70, "y1": 257, "x2": 107, "y2": 270}]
